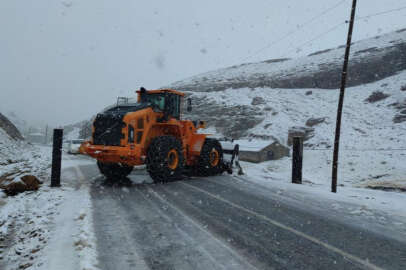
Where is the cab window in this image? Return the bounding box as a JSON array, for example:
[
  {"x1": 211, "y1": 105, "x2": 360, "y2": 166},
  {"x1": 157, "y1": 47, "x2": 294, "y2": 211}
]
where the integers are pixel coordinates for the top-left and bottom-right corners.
[
  {"x1": 141, "y1": 93, "x2": 165, "y2": 111},
  {"x1": 166, "y1": 94, "x2": 181, "y2": 119}
]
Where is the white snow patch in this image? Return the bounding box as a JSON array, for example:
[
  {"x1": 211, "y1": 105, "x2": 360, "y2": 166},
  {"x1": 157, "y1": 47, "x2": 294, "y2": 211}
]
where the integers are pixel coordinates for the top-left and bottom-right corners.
[{"x1": 0, "y1": 127, "x2": 99, "y2": 270}]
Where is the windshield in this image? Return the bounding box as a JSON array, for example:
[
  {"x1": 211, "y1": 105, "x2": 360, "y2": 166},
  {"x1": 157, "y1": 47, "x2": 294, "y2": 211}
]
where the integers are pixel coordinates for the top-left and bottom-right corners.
[{"x1": 141, "y1": 93, "x2": 165, "y2": 111}]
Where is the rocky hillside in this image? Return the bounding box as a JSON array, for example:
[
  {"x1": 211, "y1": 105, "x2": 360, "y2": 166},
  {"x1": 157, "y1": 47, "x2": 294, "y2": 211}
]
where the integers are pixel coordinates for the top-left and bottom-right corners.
[
  {"x1": 2, "y1": 111, "x2": 28, "y2": 136},
  {"x1": 185, "y1": 71, "x2": 406, "y2": 145},
  {"x1": 0, "y1": 113, "x2": 24, "y2": 140},
  {"x1": 170, "y1": 28, "x2": 406, "y2": 92}
]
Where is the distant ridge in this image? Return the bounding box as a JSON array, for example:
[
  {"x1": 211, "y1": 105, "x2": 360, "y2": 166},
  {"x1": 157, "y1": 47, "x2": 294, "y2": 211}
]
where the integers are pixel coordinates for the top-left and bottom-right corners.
[{"x1": 169, "y1": 28, "x2": 406, "y2": 92}]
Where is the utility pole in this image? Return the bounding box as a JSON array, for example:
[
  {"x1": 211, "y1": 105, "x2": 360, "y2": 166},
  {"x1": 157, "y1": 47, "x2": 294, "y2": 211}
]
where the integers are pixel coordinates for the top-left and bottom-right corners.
[
  {"x1": 44, "y1": 124, "x2": 48, "y2": 145},
  {"x1": 332, "y1": 0, "x2": 357, "y2": 193},
  {"x1": 82, "y1": 122, "x2": 88, "y2": 139}
]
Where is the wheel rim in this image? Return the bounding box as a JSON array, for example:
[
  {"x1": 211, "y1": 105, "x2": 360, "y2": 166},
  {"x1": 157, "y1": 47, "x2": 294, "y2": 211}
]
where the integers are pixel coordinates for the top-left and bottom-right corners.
[
  {"x1": 167, "y1": 149, "x2": 179, "y2": 170},
  {"x1": 209, "y1": 148, "x2": 220, "y2": 167}
]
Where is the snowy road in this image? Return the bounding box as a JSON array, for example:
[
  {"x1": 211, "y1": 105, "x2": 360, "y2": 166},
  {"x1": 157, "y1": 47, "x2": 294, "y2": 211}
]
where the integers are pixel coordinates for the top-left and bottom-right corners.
[{"x1": 81, "y1": 167, "x2": 406, "y2": 270}]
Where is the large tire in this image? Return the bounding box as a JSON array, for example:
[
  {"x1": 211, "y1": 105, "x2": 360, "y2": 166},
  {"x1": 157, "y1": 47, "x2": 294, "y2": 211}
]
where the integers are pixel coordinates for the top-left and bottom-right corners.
[
  {"x1": 146, "y1": 136, "x2": 184, "y2": 182},
  {"x1": 97, "y1": 161, "x2": 133, "y2": 179},
  {"x1": 195, "y1": 138, "x2": 224, "y2": 176}
]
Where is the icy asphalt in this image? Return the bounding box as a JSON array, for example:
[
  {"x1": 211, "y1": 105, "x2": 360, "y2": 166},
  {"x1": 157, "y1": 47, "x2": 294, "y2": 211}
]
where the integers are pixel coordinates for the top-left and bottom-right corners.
[{"x1": 78, "y1": 166, "x2": 406, "y2": 270}]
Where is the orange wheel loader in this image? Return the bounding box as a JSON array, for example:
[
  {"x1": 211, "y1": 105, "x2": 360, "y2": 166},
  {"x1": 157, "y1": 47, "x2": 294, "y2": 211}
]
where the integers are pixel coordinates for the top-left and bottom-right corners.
[{"x1": 80, "y1": 87, "x2": 240, "y2": 182}]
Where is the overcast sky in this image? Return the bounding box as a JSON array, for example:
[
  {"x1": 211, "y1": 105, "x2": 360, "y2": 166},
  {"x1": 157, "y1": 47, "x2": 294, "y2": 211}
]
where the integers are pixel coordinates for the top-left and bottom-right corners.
[{"x1": 1, "y1": 0, "x2": 405, "y2": 127}]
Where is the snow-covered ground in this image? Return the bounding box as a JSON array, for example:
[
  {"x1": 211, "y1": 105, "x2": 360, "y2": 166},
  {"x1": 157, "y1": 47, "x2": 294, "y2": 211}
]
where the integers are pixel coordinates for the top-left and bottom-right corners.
[
  {"x1": 39, "y1": 162, "x2": 99, "y2": 270},
  {"x1": 0, "y1": 129, "x2": 50, "y2": 181},
  {"x1": 0, "y1": 126, "x2": 99, "y2": 270}
]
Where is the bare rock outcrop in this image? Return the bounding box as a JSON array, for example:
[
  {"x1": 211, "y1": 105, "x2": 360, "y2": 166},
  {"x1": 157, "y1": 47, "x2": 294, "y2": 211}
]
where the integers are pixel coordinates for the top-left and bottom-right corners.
[
  {"x1": 364, "y1": 91, "x2": 390, "y2": 103},
  {"x1": 185, "y1": 96, "x2": 264, "y2": 139},
  {"x1": 305, "y1": 117, "x2": 326, "y2": 127},
  {"x1": 389, "y1": 99, "x2": 406, "y2": 123},
  {"x1": 1, "y1": 175, "x2": 42, "y2": 196}
]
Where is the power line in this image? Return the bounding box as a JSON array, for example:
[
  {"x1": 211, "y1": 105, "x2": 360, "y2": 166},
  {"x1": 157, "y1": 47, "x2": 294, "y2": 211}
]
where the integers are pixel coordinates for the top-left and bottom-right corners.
[
  {"x1": 304, "y1": 148, "x2": 406, "y2": 151},
  {"x1": 280, "y1": 21, "x2": 346, "y2": 58},
  {"x1": 239, "y1": 0, "x2": 348, "y2": 63},
  {"x1": 279, "y1": 5, "x2": 406, "y2": 59},
  {"x1": 356, "y1": 5, "x2": 406, "y2": 20},
  {"x1": 246, "y1": 4, "x2": 406, "y2": 62}
]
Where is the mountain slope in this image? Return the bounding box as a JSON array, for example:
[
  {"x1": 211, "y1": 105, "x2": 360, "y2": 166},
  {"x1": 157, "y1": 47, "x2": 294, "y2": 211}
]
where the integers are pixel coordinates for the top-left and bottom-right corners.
[
  {"x1": 166, "y1": 29, "x2": 406, "y2": 141},
  {"x1": 2, "y1": 111, "x2": 28, "y2": 136},
  {"x1": 185, "y1": 71, "x2": 406, "y2": 144},
  {"x1": 0, "y1": 113, "x2": 24, "y2": 141},
  {"x1": 170, "y1": 28, "x2": 406, "y2": 92}
]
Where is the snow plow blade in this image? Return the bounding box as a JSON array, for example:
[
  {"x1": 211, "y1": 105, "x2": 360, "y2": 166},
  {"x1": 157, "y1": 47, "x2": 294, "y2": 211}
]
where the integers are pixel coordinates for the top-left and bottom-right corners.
[{"x1": 219, "y1": 140, "x2": 244, "y2": 175}]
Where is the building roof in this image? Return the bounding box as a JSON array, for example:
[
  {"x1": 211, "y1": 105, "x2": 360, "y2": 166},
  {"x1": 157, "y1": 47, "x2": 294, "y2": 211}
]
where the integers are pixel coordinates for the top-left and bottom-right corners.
[
  {"x1": 234, "y1": 139, "x2": 275, "y2": 152},
  {"x1": 28, "y1": 132, "x2": 44, "y2": 136}
]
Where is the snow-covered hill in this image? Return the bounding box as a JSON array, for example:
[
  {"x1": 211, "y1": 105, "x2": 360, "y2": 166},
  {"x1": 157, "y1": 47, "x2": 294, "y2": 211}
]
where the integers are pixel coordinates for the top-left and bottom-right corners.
[
  {"x1": 0, "y1": 113, "x2": 24, "y2": 141},
  {"x1": 168, "y1": 29, "x2": 406, "y2": 189},
  {"x1": 1, "y1": 112, "x2": 28, "y2": 137},
  {"x1": 0, "y1": 115, "x2": 50, "y2": 185},
  {"x1": 168, "y1": 29, "x2": 406, "y2": 140},
  {"x1": 170, "y1": 28, "x2": 406, "y2": 92},
  {"x1": 186, "y1": 71, "x2": 406, "y2": 146},
  {"x1": 209, "y1": 72, "x2": 406, "y2": 189}
]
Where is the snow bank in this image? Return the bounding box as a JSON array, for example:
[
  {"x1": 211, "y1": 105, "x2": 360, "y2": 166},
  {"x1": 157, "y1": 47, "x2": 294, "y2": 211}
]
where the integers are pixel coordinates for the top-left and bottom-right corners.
[
  {"x1": 73, "y1": 189, "x2": 99, "y2": 270},
  {"x1": 0, "y1": 124, "x2": 99, "y2": 270},
  {"x1": 0, "y1": 185, "x2": 65, "y2": 269},
  {"x1": 41, "y1": 186, "x2": 99, "y2": 270}
]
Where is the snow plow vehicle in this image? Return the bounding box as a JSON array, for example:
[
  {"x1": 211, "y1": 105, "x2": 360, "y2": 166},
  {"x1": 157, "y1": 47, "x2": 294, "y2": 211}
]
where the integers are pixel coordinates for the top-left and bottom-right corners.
[{"x1": 80, "y1": 87, "x2": 240, "y2": 182}]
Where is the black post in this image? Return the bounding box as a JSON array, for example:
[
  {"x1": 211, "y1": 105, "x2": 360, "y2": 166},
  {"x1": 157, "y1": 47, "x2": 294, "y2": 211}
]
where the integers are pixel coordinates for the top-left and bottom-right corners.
[
  {"x1": 51, "y1": 129, "x2": 63, "y2": 187},
  {"x1": 292, "y1": 137, "x2": 303, "y2": 184},
  {"x1": 332, "y1": 0, "x2": 357, "y2": 193}
]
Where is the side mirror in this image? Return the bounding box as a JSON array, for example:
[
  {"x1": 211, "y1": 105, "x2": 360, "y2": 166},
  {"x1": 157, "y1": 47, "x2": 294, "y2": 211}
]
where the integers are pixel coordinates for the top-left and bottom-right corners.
[{"x1": 187, "y1": 98, "x2": 192, "y2": 112}]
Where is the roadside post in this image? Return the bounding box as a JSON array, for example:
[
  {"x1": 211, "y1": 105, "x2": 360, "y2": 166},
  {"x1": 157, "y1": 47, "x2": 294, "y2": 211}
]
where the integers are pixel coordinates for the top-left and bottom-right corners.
[
  {"x1": 292, "y1": 136, "x2": 303, "y2": 184},
  {"x1": 51, "y1": 129, "x2": 63, "y2": 187}
]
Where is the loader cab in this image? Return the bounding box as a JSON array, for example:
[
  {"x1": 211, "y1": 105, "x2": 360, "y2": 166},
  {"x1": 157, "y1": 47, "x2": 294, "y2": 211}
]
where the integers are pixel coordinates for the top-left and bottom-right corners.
[{"x1": 137, "y1": 88, "x2": 184, "y2": 120}]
